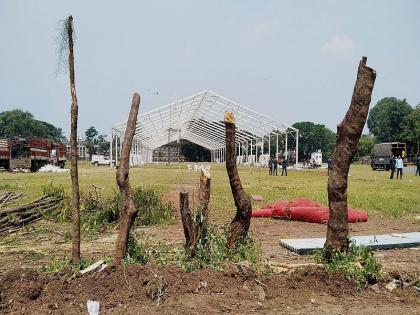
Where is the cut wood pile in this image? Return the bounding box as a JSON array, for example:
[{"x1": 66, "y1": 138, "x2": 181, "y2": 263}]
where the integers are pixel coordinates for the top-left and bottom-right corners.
[
  {"x1": 0, "y1": 190, "x2": 24, "y2": 209},
  {"x1": 0, "y1": 195, "x2": 62, "y2": 235}
]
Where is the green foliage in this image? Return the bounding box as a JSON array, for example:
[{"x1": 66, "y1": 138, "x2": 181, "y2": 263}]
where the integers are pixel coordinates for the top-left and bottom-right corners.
[
  {"x1": 45, "y1": 185, "x2": 173, "y2": 232},
  {"x1": 124, "y1": 233, "x2": 150, "y2": 265},
  {"x1": 291, "y1": 121, "x2": 336, "y2": 161},
  {"x1": 40, "y1": 255, "x2": 91, "y2": 273},
  {"x1": 0, "y1": 110, "x2": 65, "y2": 141},
  {"x1": 312, "y1": 243, "x2": 386, "y2": 287},
  {"x1": 367, "y1": 97, "x2": 413, "y2": 143},
  {"x1": 123, "y1": 225, "x2": 265, "y2": 273},
  {"x1": 133, "y1": 187, "x2": 174, "y2": 226},
  {"x1": 402, "y1": 105, "x2": 420, "y2": 155},
  {"x1": 356, "y1": 134, "x2": 376, "y2": 158}
]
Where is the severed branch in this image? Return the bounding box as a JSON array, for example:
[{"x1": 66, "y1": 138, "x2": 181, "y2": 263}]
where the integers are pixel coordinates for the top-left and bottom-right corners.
[
  {"x1": 324, "y1": 56, "x2": 376, "y2": 257},
  {"x1": 224, "y1": 112, "x2": 252, "y2": 248},
  {"x1": 114, "y1": 93, "x2": 141, "y2": 266}
]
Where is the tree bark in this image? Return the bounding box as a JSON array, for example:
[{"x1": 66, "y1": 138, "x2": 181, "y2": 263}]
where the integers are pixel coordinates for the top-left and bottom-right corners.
[
  {"x1": 67, "y1": 15, "x2": 81, "y2": 264},
  {"x1": 224, "y1": 112, "x2": 252, "y2": 248},
  {"x1": 114, "y1": 93, "x2": 141, "y2": 266},
  {"x1": 324, "y1": 57, "x2": 376, "y2": 256},
  {"x1": 179, "y1": 168, "x2": 211, "y2": 256}
]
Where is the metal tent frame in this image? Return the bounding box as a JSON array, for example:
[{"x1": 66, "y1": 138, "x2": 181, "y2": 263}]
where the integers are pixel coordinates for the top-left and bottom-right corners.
[{"x1": 110, "y1": 90, "x2": 298, "y2": 167}]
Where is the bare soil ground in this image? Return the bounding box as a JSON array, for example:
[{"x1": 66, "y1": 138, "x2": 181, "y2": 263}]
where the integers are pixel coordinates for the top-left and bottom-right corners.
[
  {"x1": 1, "y1": 265, "x2": 419, "y2": 314},
  {"x1": 0, "y1": 189, "x2": 419, "y2": 314}
]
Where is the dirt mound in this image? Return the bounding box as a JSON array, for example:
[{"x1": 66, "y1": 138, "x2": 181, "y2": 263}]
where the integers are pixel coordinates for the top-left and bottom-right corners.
[{"x1": 1, "y1": 265, "x2": 419, "y2": 314}]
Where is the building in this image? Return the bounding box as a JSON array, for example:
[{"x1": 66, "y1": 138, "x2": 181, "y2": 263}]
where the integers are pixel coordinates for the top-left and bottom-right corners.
[
  {"x1": 153, "y1": 143, "x2": 181, "y2": 163},
  {"x1": 65, "y1": 138, "x2": 88, "y2": 160}
]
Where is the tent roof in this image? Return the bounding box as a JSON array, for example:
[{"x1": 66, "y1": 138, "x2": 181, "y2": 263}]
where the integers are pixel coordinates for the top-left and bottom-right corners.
[{"x1": 112, "y1": 90, "x2": 297, "y2": 150}]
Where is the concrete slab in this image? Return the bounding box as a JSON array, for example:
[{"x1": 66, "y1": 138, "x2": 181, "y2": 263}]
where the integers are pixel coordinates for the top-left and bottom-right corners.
[{"x1": 279, "y1": 232, "x2": 420, "y2": 254}]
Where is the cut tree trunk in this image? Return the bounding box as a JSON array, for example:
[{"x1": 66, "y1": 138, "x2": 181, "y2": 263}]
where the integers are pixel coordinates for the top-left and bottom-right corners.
[
  {"x1": 67, "y1": 15, "x2": 81, "y2": 264},
  {"x1": 224, "y1": 112, "x2": 253, "y2": 248},
  {"x1": 179, "y1": 168, "x2": 211, "y2": 256},
  {"x1": 114, "y1": 93, "x2": 141, "y2": 266},
  {"x1": 324, "y1": 57, "x2": 376, "y2": 256}
]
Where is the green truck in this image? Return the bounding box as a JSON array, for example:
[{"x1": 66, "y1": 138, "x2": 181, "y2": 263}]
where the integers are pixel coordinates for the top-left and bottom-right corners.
[{"x1": 370, "y1": 142, "x2": 406, "y2": 170}]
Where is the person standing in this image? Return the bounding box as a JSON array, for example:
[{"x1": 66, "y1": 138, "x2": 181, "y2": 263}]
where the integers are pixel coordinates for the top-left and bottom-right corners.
[
  {"x1": 268, "y1": 157, "x2": 273, "y2": 176},
  {"x1": 273, "y1": 157, "x2": 278, "y2": 176},
  {"x1": 281, "y1": 157, "x2": 288, "y2": 176},
  {"x1": 396, "y1": 155, "x2": 403, "y2": 179},
  {"x1": 416, "y1": 155, "x2": 420, "y2": 176},
  {"x1": 389, "y1": 155, "x2": 395, "y2": 179}
]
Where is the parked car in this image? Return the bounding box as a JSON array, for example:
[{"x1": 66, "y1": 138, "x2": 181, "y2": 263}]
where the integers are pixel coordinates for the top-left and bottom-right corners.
[{"x1": 91, "y1": 154, "x2": 113, "y2": 166}]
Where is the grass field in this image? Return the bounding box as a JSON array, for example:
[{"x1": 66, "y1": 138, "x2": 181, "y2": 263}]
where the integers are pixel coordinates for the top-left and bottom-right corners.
[{"x1": 1, "y1": 163, "x2": 419, "y2": 221}]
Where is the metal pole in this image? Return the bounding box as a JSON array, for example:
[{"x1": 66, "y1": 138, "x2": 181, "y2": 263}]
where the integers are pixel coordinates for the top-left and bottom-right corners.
[
  {"x1": 295, "y1": 130, "x2": 299, "y2": 168},
  {"x1": 268, "y1": 133, "x2": 271, "y2": 157},
  {"x1": 285, "y1": 132, "x2": 288, "y2": 157},
  {"x1": 276, "y1": 134, "x2": 279, "y2": 158},
  {"x1": 110, "y1": 129, "x2": 113, "y2": 167}
]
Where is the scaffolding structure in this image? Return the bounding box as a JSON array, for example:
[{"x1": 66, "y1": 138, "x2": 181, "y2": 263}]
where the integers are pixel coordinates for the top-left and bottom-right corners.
[{"x1": 110, "y1": 90, "x2": 298, "y2": 167}]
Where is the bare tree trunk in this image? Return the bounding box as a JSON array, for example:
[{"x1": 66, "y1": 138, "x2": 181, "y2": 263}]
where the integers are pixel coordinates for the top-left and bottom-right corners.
[
  {"x1": 179, "y1": 169, "x2": 211, "y2": 256},
  {"x1": 67, "y1": 15, "x2": 80, "y2": 264},
  {"x1": 114, "y1": 93, "x2": 141, "y2": 266},
  {"x1": 324, "y1": 57, "x2": 376, "y2": 256},
  {"x1": 224, "y1": 112, "x2": 252, "y2": 248}
]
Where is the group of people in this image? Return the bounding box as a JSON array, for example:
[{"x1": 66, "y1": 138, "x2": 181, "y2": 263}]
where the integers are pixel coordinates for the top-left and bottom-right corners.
[
  {"x1": 268, "y1": 156, "x2": 288, "y2": 176},
  {"x1": 389, "y1": 155, "x2": 404, "y2": 179}
]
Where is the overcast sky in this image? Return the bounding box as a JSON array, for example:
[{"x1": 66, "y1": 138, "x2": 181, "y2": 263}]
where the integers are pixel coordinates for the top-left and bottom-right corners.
[{"x1": 1, "y1": 1, "x2": 419, "y2": 138}]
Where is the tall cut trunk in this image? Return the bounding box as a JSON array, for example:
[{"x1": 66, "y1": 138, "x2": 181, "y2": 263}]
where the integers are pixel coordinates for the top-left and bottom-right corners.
[
  {"x1": 114, "y1": 93, "x2": 141, "y2": 266},
  {"x1": 324, "y1": 57, "x2": 376, "y2": 257},
  {"x1": 224, "y1": 112, "x2": 252, "y2": 248},
  {"x1": 67, "y1": 15, "x2": 81, "y2": 264}
]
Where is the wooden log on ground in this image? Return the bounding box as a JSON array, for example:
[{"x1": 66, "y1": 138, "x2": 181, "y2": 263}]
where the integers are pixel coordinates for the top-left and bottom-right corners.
[
  {"x1": 324, "y1": 56, "x2": 376, "y2": 256},
  {"x1": 0, "y1": 198, "x2": 56, "y2": 217},
  {"x1": 114, "y1": 93, "x2": 141, "y2": 266},
  {"x1": 224, "y1": 112, "x2": 253, "y2": 248}
]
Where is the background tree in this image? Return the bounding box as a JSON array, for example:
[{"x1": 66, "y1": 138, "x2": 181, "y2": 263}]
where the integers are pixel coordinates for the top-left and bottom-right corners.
[
  {"x1": 97, "y1": 134, "x2": 110, "y2": 155},
  {"x1": 367, "y1": 97, "x2": 413, "y2": 143},
  {"x1": 290, "y1": 122, "x2": 336, "y2": 161},
  {"x1": 402, "y1": 104, "x2": 420, "y2": 155},
  {"x1": 0, "y1": 109, "x2": 65, "y2": 141},
  {"x1": 85, "y1": 126, "x2": 98, "y2": 159},
  {"x1": 356, "y1": 134, "x2": 376, "y2": 158}
]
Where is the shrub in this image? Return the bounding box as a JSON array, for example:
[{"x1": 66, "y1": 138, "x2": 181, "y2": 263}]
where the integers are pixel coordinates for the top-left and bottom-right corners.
[{"x1": 312, "y1": 242, "x2": 386, "y2": 287}]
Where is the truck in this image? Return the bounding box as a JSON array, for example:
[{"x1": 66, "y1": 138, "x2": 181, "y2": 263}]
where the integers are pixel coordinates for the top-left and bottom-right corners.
[
  {"x1": 310, "y1": 151, "x2": 323, "y2": 167},
  {"x1": 91, "y1": 154, "x2": 112, "y2": 166},
  {"x1": 0, "y1": 137, "x2": 67, "y2": 171},
  {"x1": 371, "y1": 142, "x2": 406, "y2": 170}
]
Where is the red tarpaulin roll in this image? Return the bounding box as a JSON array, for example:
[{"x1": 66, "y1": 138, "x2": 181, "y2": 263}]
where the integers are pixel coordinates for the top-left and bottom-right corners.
[{"x1": 251, "y1": 198, "x2": 368, "y2": 224}]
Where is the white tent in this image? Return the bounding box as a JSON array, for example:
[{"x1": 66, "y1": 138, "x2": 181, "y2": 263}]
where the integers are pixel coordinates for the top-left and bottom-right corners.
[{"x1": 110, "y1": 90, "x2": 298, "y2": 166}]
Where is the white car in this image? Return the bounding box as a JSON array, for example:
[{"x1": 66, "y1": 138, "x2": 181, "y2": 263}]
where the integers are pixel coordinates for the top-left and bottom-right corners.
[{"x1": 91, "y1": 155, "x2": 112, "y2": 166}]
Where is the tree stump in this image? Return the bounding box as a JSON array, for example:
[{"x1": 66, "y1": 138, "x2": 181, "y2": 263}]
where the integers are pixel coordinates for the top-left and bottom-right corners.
[
  {"x1": 114, "y1": 93, "x2": 141, "y2": 266},
  {"x1": 179, "y1": 168, "x2": 211, "y2": 256},
  {"x1": 324, "y1": 57, "x2": 376, "y2": 257},
  {"x1": 224, "y1": 112, "x2": 252, "y2": 248}
]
